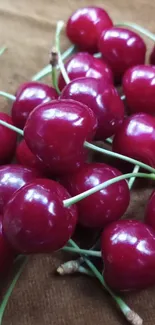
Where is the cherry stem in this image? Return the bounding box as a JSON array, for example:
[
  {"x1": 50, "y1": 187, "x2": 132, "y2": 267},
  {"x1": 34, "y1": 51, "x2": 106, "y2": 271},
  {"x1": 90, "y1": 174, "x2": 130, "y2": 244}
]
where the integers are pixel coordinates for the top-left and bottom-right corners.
[
  {"x1": 0, "y1": 46, "x2": 7, "y2": 56},
  {"x1": 0, "y1": 256, "x2": 28, "y2": 325},
  {"x1": 56, "y1": 21, "x2": 70, "y2": 85},
  {"x1": 84, "y1": 141, "x2": 155, "y2": 174},
  {"x1": 61, "y1": 245, "x2": 101, "y2": 257},
  {"x1": 116, "y1": 22, "x2": 155, "y2": 41},
  {"x1": 63, "y1": 172, "x2": 155, "y2": 207},
  {"x1": 0, "y1": 120, "x2": 23, "y2": 136},
  {"x1": 128, "y1": 165, "x2": 140, "y2": 189},
  {"x1": 50, "y1": 48, "x2": 61, "y2": 94},
  {"x1": 0, "y1": 91, "x2": 15, "y2": 101},
  {"x1": 67, "y1": 239, "x2": 142, "y2": 325}
]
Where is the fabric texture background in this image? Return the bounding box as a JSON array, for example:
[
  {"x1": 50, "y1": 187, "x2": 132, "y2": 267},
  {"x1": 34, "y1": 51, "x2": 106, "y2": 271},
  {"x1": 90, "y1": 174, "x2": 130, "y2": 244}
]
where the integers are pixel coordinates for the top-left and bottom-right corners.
[{"x1": 0, "y1": 0, "x2": 155, "y2": 324}]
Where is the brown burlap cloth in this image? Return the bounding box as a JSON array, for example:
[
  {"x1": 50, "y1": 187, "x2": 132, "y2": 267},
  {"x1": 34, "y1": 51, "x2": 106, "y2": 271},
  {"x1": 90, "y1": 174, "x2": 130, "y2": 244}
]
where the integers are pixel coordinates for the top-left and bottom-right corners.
[{"x1": 0, "y1": 0, "x2": 155, "y2": 324}]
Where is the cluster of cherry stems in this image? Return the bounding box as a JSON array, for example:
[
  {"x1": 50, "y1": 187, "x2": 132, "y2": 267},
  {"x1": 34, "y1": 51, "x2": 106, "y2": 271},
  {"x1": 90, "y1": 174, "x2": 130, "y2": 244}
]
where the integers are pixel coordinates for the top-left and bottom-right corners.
[{"x1": 1, "y1": 5, "x2": 155, "y2": 325}]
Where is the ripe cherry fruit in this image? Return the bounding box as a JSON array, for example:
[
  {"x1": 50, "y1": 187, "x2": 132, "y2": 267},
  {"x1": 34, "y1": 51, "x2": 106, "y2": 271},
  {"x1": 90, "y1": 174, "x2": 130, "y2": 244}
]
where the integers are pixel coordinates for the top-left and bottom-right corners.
[
  {"x1": 12, "y1": 81, "x2": 58, "y2": 129},
  {"x1": 58, "y1": 52, "x2": 113, "y2": 91},
  {"x1": 66, "y1": 6, "x2": 113, "y2": 53},
  {"x1": 123, "y1": 65, "x2": 155, "y2": 115},
  {"x1": 145, "y1": 190, "x2": 155, "y2": 230},
  {"x1": 98, "y1": 27, "x2": 146, "y2": 83},
  {"x1": 60, "y1": 163, "x2": 130, "y2": 228},
  {"x1": 60, "y1": 77, "x2": 124, "y2": 140},
  {"x1": 0, "y1": 215, "x2": 15, "y2": 278},
  {"x1": 101, "y1": 220, "x2": 155, "y2": 291},
  {"x1": 149, "y1": 45, "x2": 155, "y2": 65},
  {"x1": 0, "y1": 112, "x2": 17, "y2": 164},
  {"x1": 3, "y1": 179, "x2": 77, "y2": 254}
]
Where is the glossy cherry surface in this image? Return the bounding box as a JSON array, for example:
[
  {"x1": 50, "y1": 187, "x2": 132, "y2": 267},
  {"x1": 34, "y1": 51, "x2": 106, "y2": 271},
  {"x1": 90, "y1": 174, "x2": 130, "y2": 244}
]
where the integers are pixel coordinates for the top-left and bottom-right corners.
[
  {"x1": 0, "y1": 164, "x2": 41, "y2": 214},
  {"x1": 3, "y1": 179, "x2": 77, "y2": 254},
  {"x1": 58, "y1": 52, "x2": 113, "y2": 91},
  {"x1": 102, "y1": 220, "x2": 155, "y2": 291},
  {"x1": 113, "y1": 113, "x2": 155, "y2": 167},
  {"x1": 12, "y1": 81, "x2": 58, "y2": 129},
  {"x1": 16, "y1": 140, "x2": 48, "y2": 175},
  {"x1": 145, "y1": 190, "x2": 155, "y2": 230},
  {"x1": 123, "y1": 65, "x2": 155, "y2": 115},
  {"x1": 98, "y1": 27, "x2": 146, "y2": 83},
  {"x1": 0, "y1": 215, "x2": 15, "y2": 277},
  {"x1": 60, "y1": 163, "x2": 130, "y2": 228},
  {"x1": 24, "y1": 99, "x2": 97, "y2": 176},
  {"x1": 0, "y1": 113, "x2": 17, "y2": 164},
  {"x1": 66, "y1": 6, "x2": 113, "y2": 53},
  {"x1": 149, "y1": 46, "x2": 155, "y2": 65},
  {"x1": 60, "y1": 77, "x2": 124, "y2": 140}
]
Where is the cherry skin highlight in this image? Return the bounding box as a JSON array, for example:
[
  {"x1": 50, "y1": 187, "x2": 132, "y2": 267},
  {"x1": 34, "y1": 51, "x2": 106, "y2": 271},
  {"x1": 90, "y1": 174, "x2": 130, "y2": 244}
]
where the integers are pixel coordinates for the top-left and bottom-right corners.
[
  {"x1": 98, "y1": 27, "x2": 146, "y2": 83},
  {"x1": 66, "y1": 6, "x2": 113, "y2": 53},
  {"x1": 12, "y1": 81, "x2": 58, "y2": 129},
  {"x1": 101, "y1": 220, "x2": 155, "y2": 291},
  {"x1": 3, "y1": 179, "x2": 77, "y2": 254},
  {"x1": 0, "y1": 164, "x2": 42, "y2": 214},
  {"x1": 0, "y1": 215, "x2": 15, "y2": 278},
  {"x1": 24, "y1": 99, "x2": 97, "y2": 176},
  {"x1": 0, "y1": 113, "x2": 17, "y2": 164},
  {"x1": 60, "y1": 163, "x2": 130, "y2": 228},
  {"x1": 60, "y1": 77, "x2": 124, "y2": 140},
  {"x1": 123, "y1": 65, "x2": 155, "y2": 115},
  {"x1": 58, "y1": 52, "x2": 113, "y2": 91},
  {"x1": 145, "y1": 191, "x2": 155, "y2": 230},
  {"x1": 113, "y1": 113, "x2": 155, "y2": 167}
]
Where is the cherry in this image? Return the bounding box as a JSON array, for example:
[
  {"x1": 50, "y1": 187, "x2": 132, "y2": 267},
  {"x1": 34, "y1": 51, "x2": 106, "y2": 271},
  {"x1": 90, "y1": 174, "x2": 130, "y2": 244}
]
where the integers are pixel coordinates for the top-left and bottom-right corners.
[
  {"x1": 66, "y1": 6, "x2": 113, "y2": 53},
  {"x1": 149, "y1": 45, "x2": 155, "y2": 65},
  {"x1": 60, "y1": 163, "x2": 130, "y2": 228},
  {"x1": 145, "y1": 190, "x2": 155, "y2": 230},
  {"x1": 101, "y1": 219, "x2": 155, "y2": 291},
  {"x1": 0, "y1": 113, "x2": 17, "y2": 164},
  {"x1": 0, "y1": 215, "x2": 15, "y2": 277},
  {"x1": 123, "y1": 65, "x2": 155, "y2": 115},
  {"x1": 0, "y1": 164, "x2": 42, "y2": 214},
  {"x1": 98, "y1": 27, "x2": 146, "y2": 83},
  {"x1": 113, "y1": 113, "x2": 155, "y2": 167},
  {"x1": 58, "y1": 52, "x2": 113, "y2": 91},
  {"x1": 24, "y1": 99, "x2": 97, "y2": 175},
  {"x1": 60, "y1": 77, "x2": 124, "y2": 140},
  {"x1": 3, "y1": 179, "x2": 77, "y2": 254},
  {"x1": 11, "y1": 81, "x2": 58, "y2": 129},
  {"x1": 16, "y1": 139, "x2": 48, "y2": 175}
]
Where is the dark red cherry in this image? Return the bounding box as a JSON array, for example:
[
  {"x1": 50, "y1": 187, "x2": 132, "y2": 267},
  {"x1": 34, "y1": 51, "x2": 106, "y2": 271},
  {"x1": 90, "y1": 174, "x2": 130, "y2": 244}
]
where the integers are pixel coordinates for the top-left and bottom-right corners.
[
  {"x1": 3, "y1": 179, "x2": 77, "y2": 254},
  {"x1": 58, "y1": 52, "x2": 113, "y2": 91},
  {"x1": 66, "y1": 6, "x2": 113, "y2": 53},
  {"x1": 123, "y1": 65, "x2": 155, "y2": 115},
  {"x1": 24, "y1": 99, "x2": 97, "y2": 176},
  {"x1": 113, "y1": 113, "x2": 155, "y2": 167},
  {"x1": 0, "y1": 215, "x2": 15, "y2": 277},
  {"x1": 102, "y1": 220, "x2": 155, "y2": 291},
  {"x1": 60, "y1": 77, "x2": 124, "y2": 140},
  {"x1": 149, "y1": 46, "x2": 155, "y2": 65},
  {"x1": 60, "y1": 163, "x2": 130, "y2": 228},
  {"x1": 0, "y1": 113, "x2": 17, "y2": 164},
  {"x1": 16, "y1": 140, "x2": 48, "y2": 175},
  {"x1": 145, "y1": 190, "x2": 155, "y2": 230},
  {"x1": 98, "y1": 27, "x2": 146, "y2": 83},
  {"x1": 0, "y1": 164, "x2": 41, "y2": 214},
  {"x1": 12, "y1": 81, "x2": 58, "y2": 129}
]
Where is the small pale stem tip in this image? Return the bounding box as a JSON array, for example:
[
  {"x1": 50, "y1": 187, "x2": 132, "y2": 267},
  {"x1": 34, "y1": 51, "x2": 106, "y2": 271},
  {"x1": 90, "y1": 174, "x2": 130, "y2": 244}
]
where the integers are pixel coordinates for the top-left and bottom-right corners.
[
  {"x1": 126, "y1": 310, "x2": 143, "y2": 325},
  {"x1": 50, "y1": 47, "x2": 58, "y2": 67},
  {"x1": 57, "y1": 260, "x2": 80, "y2": 275}
]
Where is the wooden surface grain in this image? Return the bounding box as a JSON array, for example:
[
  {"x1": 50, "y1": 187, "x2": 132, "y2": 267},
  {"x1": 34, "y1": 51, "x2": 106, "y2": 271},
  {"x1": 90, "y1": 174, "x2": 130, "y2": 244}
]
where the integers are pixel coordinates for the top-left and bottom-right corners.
[{"x1": 0, "y1": 0, "x2": 155, "y2": 324}]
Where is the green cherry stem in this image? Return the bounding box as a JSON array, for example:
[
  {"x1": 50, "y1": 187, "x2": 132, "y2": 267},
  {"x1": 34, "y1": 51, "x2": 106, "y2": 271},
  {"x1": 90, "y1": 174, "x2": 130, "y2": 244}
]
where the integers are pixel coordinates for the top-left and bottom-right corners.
[
  {"x1": 63, "y1": 172, "x2": 155, "y2": 208},
  {"x1": 0, "y1": 91, "x2": 15, "y2": 101},
  {"x1": 0, "y1": 46, "x2": 7, "y2": 56},
  {"x1": 0, "y1": 256, "x2": 28, "y2": 325},
  {"x1": 61, "y1": 246, "x2": 101, "y2": 257},
  {"x1": 56, "y1": 20, "x2": 70, "y2": 85},
  {"x1": 50, "y1": 48, "x2": 61, "y2": 94},
  {"x1": 0, "y1": 120, "x2": 23, "y2": 136},
  {"x1": 116, "y1": 22, "x2": 155, "y2": 41},
  {"x1": 128, "y1": 165, "x2": 140, "y2": 189}
]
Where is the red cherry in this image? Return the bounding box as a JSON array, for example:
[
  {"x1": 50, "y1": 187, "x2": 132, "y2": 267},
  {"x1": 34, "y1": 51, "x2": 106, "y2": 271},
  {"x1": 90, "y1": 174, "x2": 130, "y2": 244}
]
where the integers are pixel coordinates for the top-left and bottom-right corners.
[
  {"x1": 24, "y1": 99, "x2": 97, "y2": 176},
  {"x1": 66, "y1": 6, "x2": 113, "y2": 53},
  {"x1": 3, "y1": 179, "x2": 77, "y2": 253},
  {"x1": 12, "y1": 81, "x2": 58, "y2": 129},
  {"x1": 101, "y1": 220, "x2": 155, "y2": 291},
  {"x1": 149, "y1": 46, "x2": 155, "y2": 65},
  {"x1": 60, "y1": 77, "x2": 124, "y2": 140},
  {"x1": 16, "y1": 139, "x2": 48, "y2": 175},
  {"x1": 98, "y1": 27, "x2": 146, "y2": 83},
  {"x1": 0, "y1": 215, "x2": 15, "y2": 277},
  {"x1": 145, "y1": 190, "x2": 155, "y2": 230},
  {"x1": 0, "y1": 113, "x2": 17, "y2": 164},
  {"x1": 0, "y1": 164, "x2": 42, "y2": 214},
  {"x1": 113, "y1": 113, "x2": 155, "y2": 167},
  {"x1": 123, "y1": 65, "x2": 155, "y2": 115},
  {"x1": 58, "y1": 52, "x2": 113, "y2": 91},
  {"x1": 60, "y1": 163, "x2": 130, "y2": 228}
]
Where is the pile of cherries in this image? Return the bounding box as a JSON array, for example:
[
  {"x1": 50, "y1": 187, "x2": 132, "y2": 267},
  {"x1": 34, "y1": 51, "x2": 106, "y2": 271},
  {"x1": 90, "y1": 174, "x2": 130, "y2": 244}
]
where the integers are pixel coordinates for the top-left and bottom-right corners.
[{"x1": 1, "y1": 4, "x2": 155, "y2": 325}]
